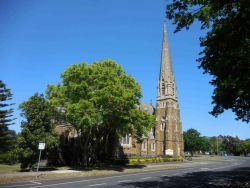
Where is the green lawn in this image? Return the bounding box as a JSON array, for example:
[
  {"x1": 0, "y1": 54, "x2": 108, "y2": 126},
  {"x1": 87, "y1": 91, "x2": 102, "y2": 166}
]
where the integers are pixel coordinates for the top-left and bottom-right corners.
[{"x1": 0, "y1": 164, "x2": 20, "y2": 174}]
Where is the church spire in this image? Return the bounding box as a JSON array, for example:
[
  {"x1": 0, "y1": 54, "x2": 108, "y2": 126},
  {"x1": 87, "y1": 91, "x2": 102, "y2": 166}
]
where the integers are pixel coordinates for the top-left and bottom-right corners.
[
  {"x1": 157, "y1": 21, "x2": 177, "y2": 100},
  {"x1": 160, "y1": 21, "x2": 173, "y2": 81}
]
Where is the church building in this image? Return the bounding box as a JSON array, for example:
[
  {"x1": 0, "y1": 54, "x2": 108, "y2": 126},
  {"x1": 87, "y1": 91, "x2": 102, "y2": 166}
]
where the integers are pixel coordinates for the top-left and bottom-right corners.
[
  {"x1": 120, "y1": 22, "x2": 184, "y2": 157},
  {"x1": 54, "y1": 22, "x2": 184, "y2": 158}
]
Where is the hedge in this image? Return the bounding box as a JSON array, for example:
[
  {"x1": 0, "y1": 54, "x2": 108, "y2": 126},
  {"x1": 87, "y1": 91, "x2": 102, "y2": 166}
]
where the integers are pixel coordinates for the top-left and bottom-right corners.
[{"x1": 113, "y1": 156, "x2": 183, "y2": 165}]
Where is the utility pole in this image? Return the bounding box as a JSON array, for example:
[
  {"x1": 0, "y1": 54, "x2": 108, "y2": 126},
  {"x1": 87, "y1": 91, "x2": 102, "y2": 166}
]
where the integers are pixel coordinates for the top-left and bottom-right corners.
[{"x1": 216, "y1": 136, "x2": 219, "y2": 155}]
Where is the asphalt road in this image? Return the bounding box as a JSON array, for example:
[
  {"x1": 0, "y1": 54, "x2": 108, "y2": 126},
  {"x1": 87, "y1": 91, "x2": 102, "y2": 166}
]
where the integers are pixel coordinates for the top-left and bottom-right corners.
[{"x1": 2, "y1": 157, "x2": 250, "y2": 188}]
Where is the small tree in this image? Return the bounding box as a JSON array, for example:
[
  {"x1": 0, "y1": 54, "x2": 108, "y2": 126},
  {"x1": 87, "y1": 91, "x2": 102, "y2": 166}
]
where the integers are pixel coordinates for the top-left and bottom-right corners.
[
  {"x1": 200, "y1": 137, "x2": 210, "y2": 153},
  {"x1": 18, "y1": 93, "x2": 59, "y2": 170},
  {"x1": 184, "y1": 129, "x2": 200, "y2": 156},
  {"x1": 184, "y1": 129, "x2": 210, "y2": 156}
]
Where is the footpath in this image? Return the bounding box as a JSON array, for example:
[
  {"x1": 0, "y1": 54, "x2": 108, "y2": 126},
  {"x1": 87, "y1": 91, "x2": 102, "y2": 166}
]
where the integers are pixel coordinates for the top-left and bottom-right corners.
[{"x1": 0, "y1": 161, "x2": 191, "y2": 184}]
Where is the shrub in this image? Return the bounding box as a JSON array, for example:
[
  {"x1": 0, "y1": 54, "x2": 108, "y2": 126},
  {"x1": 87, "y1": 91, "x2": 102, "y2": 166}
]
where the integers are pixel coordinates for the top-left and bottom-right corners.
[{"x1": 127, "y1": 156, "x2": 183, "y2": 165}]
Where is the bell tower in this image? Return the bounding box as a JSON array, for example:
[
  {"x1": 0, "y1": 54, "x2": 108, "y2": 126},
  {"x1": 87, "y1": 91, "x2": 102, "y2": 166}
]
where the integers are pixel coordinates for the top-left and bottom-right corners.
[{"x1": 156, "y1": 22, "x2": 184, "y2": 157}]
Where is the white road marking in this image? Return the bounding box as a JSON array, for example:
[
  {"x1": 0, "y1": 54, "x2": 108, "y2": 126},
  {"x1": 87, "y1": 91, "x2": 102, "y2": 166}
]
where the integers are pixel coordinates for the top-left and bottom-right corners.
[
  {"x1": 30, "y1": 181, "x2": 42, "y2": 185},
  {"x1": 200, "y1": 168, "x2": 210, "y2": 171},
  {"x1": 118, "y1": 180, "x2": 132, "y2": 183},
  {"x1": 161, "y1": 172, "x2": 181, "y2": 177},
  {"x1": 170, "y1": 172, "x2": 181, "y2": 176},
  {"x1": 89, "y1": 183, "x2": 106, "y2": 186},
  {"x1": 141, "y1": 177, "x2": 152, "y2": 180},
  {"x1": 2, "y1": 184, "x2": 36, "y2": 188}
]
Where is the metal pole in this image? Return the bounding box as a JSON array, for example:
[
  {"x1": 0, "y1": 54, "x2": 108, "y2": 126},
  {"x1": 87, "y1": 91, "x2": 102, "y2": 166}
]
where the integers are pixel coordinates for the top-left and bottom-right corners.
[
  {"x1": 36, "y1": 149, "x2": 42, "y2": 179},
  {"x1": 216, "y1": 137, "x2": 219, "y2": 155}
]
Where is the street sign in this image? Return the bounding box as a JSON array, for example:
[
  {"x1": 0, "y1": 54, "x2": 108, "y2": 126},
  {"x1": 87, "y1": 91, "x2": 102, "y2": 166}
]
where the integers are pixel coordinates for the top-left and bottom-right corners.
[
  {"x1": 165, "y1": 149, "x2": 173, "y2": 156},
  {"x1": 36, "y1": 142, "x2": 45, "y2": 178},
  {"x1": 38, "y1": 143, "x2": 45, "y2": 150}
]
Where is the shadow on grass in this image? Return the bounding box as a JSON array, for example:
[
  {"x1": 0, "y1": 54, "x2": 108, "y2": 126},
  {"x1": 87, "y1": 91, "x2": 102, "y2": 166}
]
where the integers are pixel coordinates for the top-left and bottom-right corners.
[
  {"x1": 32, "y1": 167, "x2": 59, "y2": 172},
  {"x1": 119, "y1": 167, "x2": 250, "y2": 188}
]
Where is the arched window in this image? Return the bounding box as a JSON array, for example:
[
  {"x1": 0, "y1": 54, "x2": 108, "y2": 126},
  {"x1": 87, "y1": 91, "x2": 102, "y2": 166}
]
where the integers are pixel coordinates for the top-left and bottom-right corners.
[
  {"x1": 162, "y1": 82, "x2": 165, "y2": 95},
  {"x1": 151, "y1": 143, "x2": 155, "y2": 151},
  {"x1": 120, "y1": 134, "x2": 131, "y2": 146}
]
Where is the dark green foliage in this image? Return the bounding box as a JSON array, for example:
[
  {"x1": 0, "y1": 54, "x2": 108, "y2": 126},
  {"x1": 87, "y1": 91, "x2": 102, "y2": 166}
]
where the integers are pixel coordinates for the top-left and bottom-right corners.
[
  {"x1": 184, "y1": 129, "x2": 200, "y2": 155},
  {"x1": 184, "y1": 129, "x2": 249, "y2": 156},
  {"x1": 0, "y1": 80, "x2": 15, "y2": 154},
  {"x1": 0, "y1": 130, "x2": 18, "y2": 164},
  {"x1": 58, "y1": 133, "x2": 80, "y2": 166},
  {"x1": 17, "y1": 93, "x2": 59, "y2": 170},
  {"x1": 199, "y1": 137, "x2": 210, "y2": 153},
  {"x1": 208, "y1": 135, "x2": 250, "y2": 156},
  {"x1": 0, "y1": 80, "x2": 17, "y2": 164},
  {"x1": 166, "y1": 0, "x2": 250, "y2": 122},
  {"x1": 221, "y1": 136, "x2": 244, "y2": 156},
  {"x1": 184, "y1": 128, "x2": 210, "y2": 156},
  {"x1": 47, "y1": 60, "x2": 155, "y2": 167}
]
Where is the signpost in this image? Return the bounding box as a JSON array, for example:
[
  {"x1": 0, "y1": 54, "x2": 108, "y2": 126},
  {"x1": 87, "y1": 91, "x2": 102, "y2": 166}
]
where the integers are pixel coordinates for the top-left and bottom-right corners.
[
  {"x1": 165, "y1": 149, "x2": 173, "y2": 156},
  {"x1": 36, "y1": 143, "x2": 45, "y2": 178}
]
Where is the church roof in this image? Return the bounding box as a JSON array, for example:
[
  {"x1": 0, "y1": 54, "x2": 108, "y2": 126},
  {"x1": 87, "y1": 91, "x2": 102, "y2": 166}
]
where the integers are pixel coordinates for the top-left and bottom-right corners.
[{"x1": 139, "y1": 102, "x2": 155, "y2": 115}]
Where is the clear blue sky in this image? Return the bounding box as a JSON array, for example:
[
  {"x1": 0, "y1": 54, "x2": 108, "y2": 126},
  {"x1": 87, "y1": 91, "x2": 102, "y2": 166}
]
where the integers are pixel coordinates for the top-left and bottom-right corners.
[{"x1": 1, "y1": 0, "x2": 249, "y2": 139}]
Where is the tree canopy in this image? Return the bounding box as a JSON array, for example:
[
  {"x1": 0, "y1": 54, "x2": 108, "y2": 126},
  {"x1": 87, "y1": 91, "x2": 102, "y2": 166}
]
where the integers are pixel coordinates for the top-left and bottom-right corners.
[
  {"x1": 221, "y1": 135, "x2": 244, "y2": 156},
  {"x1": 184, "y1": 128, "x2": 210, "y2": 156},
  {"x1": 166, "y1": 0, "x2": 250, "y2": 122},
  {"x1": 46, "y1": 60, "x2": 155, "y2": 166},
  {"x1": 0, "y1": 80, "x2": 15, "y2": 154},
  {"x1": 17, "y1": 93, "x2": 59, "y2": 169}
]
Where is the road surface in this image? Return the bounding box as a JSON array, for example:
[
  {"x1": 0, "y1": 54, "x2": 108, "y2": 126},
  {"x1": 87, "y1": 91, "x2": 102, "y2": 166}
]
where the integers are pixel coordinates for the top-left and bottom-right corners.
[{"x1": 2, "y1": 157, "x2": 250, "y2": 188}]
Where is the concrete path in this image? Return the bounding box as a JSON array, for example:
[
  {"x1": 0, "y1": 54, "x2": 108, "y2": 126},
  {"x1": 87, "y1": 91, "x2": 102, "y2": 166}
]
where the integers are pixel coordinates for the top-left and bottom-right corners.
[{"x1": 0, "y1": 161, "x2": 185, "y2": 178}]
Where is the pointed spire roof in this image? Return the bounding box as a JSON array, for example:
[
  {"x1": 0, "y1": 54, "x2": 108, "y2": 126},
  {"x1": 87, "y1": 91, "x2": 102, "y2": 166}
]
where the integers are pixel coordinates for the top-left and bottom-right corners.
[
  {"x1": 159, "y1": 21, "x2": 174, "y2": 81},
  {"x1": 157, "y1": 21, "x2": 177, "y2": 100}
]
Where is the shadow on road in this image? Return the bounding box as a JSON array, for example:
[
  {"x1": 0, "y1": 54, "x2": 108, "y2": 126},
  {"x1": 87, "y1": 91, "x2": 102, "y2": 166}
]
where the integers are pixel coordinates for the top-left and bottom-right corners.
[
  {"x1": 67, "y1": 164, "x2": 147, "y2": 172},
  {"x1": 120, "y1": 167, "x2": 250, "y2": 188}
]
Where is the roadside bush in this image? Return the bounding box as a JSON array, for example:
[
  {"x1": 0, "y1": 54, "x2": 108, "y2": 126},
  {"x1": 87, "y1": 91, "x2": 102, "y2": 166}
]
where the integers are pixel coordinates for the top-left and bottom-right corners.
[
  {"x1": 0, "y1": 151, "x2": 19, "y2": 164},
  {"x1": 110, "y1": 156, "x2": 183, "y2": 165},
  {"x1": 127, "y1": 156, "x2": 183, "y2": 165}
]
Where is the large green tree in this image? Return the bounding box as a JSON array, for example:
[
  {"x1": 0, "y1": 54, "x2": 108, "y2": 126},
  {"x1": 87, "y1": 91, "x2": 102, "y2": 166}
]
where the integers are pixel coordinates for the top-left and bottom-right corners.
[
  {"x1": 166, "y1": 0, "x2": 250, "y2": 122},
  {"x1": 18, "y1": 93, "x2": 59, "y2": 169},
  {"x1": 46, "y1": 60, "x2": 155, "y2": 166},
  {"x1": 221, "y1": 135, "x2": 244, "y2": 156},
  {"x1": 0, "y1": 80, "x2": 15, "y2": 155},
  {"x1": 184, "y1": 128, "x2": 209, "y2": 156}
]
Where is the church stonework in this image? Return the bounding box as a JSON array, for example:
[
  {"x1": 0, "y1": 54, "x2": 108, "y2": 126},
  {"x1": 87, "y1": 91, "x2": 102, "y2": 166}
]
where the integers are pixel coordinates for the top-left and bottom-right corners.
[{"x1": 121, "y1": 22, "x2": 184, "y2": 157}]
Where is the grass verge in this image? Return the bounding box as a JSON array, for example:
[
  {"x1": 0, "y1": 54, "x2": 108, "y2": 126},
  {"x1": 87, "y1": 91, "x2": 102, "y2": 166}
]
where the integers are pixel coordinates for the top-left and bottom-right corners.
[
  {"x1": 0, "y1": 164, "x2": 180, "y2": 184},
  {"x1": 0, "y1": 164, "x2": 20, "y2": 174}
]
